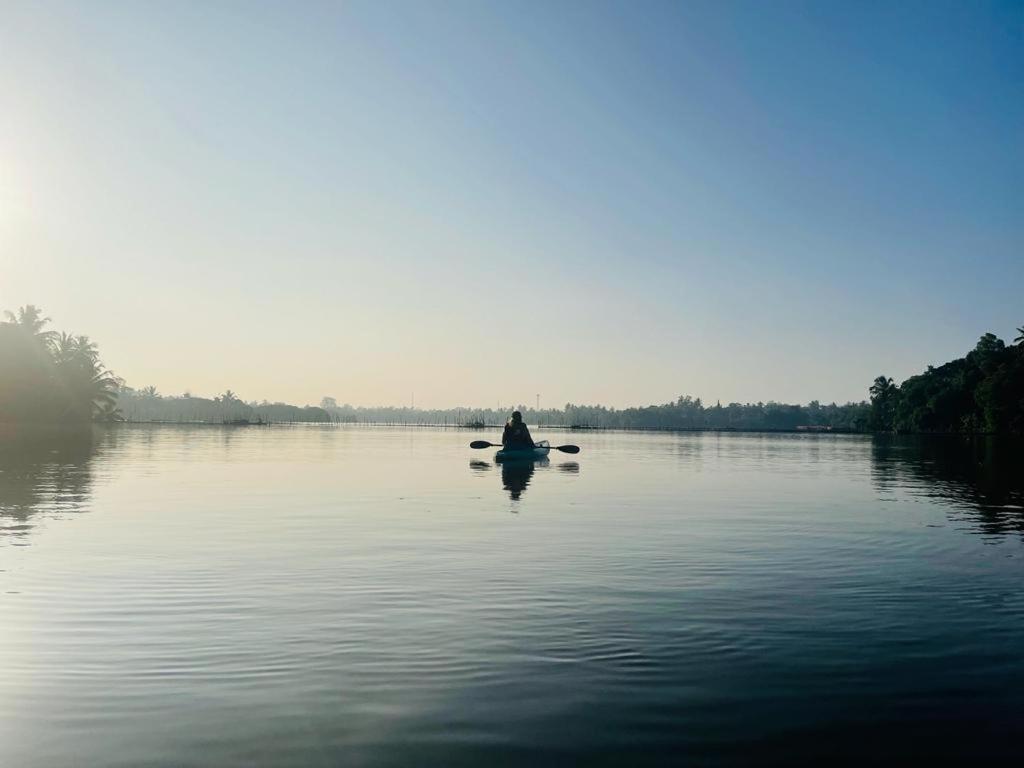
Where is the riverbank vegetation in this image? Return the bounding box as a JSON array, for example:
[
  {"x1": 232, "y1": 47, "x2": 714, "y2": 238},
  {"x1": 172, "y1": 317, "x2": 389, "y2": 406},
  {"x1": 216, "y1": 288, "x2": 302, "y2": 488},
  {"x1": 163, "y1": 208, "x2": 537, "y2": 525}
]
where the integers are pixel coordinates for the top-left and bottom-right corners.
[
  {"x1": 0, "y1": 305, "x2": 332, "y2": 426},
  {"x1": 320, "y1": 399, "x2": 870, "y2": 432},
  {"x1": 324, "y1": 330, "x2": 1023, "y2": 435},
  {"x1": 869, "y1": 330, "x2": 1024, "y2": 435},
  {"x1": 4, "y1": 306, "x2": 1021, "y2": 433},
  {"x1": 0, "y1": 305, "x2": 119, "y2": 423},
  {"x1": 117, "y1": 388, "x2": 331, "y2": 424}
]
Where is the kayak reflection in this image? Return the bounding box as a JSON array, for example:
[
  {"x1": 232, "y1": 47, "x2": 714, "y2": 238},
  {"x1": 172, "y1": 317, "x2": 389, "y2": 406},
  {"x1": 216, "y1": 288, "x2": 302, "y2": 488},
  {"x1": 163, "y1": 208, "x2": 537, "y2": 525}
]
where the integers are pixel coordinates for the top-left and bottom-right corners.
[
  {"x1": 500, "y1": 458, "x2": 546, "y2": 500},
  {"x1": 469, "y1": 458, "x2": 546, "y2": 500},
  {"x1": 470, "y1": 458, "x2": 580, "y2": 501}
]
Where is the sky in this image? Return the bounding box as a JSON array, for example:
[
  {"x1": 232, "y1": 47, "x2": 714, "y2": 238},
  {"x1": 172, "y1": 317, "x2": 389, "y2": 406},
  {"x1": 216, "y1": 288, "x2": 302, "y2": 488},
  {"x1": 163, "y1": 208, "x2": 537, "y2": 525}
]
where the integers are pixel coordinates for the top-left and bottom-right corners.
[{"x1": 2, "y1": 0, "x2": 1022, "y2": 408}]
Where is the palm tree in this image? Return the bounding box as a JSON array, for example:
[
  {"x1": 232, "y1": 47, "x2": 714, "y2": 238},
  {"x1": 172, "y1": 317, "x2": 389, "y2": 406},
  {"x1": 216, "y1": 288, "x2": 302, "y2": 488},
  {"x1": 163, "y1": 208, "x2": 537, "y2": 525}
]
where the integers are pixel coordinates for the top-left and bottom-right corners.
[
  {"x1": 4, "y1": 304, "x2": 49, "y2": 333},
  {"x1": 88, "y1": 370, "x2": 120, "y2": 417},
  {"x1": 1, "y1": 305, "x2": 123, "y2": 423},
  {"x1": 220, "y1": 390, "x2": 238, "y2": 403},
  {"x1": 61, "y1": 366, "x2": 119, "y2": 422},
  {"x1": 869, "y1": 375, "x2": 898, "y2": 432},
  {"x1": 94, "y1": 399, "x2": 124, "y2": 422},
  {"x1": 1015, "y1": 326, "x2": 1024, "y2": 346},
  {"x1": 50, "y1": 331, "x2": 120, "y2": 421},
  {"x1": 73, "y1": 335, "x2": 99, "y2": 363},
  {"x1": 3, "y1": 304, "x2": 55, "y2": 348},
  {"x1": 869, "y1": 376, "x2": 895, "y2": 401},
  {"x1": 52, "y1": 332, "x2": 80, "y2": 365}
]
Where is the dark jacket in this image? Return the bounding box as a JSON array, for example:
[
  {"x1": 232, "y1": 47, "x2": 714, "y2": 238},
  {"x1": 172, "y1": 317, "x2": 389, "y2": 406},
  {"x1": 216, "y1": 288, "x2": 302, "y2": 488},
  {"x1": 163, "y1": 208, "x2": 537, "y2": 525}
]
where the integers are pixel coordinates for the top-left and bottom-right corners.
[{"x1": 502, "y1": 421, "x2": 534, "y2": 449}]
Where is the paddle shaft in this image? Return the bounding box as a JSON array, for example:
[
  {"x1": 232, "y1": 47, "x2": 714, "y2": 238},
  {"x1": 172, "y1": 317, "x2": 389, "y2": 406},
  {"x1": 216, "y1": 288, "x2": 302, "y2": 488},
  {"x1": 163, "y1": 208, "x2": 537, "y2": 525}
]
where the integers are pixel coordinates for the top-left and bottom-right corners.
[{"x1": 470, "y1": 440, "x2": 580, "y2": 454}]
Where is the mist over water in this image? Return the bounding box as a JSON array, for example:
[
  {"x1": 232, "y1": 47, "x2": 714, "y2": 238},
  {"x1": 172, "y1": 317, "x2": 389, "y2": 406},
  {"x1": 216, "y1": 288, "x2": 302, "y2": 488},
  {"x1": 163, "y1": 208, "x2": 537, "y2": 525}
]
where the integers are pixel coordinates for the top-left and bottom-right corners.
[{"x1": 2, "y1": 426, "x2": 1022, "y2": 765}]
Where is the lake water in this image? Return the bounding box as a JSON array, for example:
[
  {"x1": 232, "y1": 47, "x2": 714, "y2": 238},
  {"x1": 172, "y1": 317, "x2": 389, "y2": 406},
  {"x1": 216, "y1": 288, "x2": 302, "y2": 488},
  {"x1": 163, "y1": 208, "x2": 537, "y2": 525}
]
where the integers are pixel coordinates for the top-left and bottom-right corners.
[{"x1": 2, "y1": 425, "x2": 1022, "y2": 766}]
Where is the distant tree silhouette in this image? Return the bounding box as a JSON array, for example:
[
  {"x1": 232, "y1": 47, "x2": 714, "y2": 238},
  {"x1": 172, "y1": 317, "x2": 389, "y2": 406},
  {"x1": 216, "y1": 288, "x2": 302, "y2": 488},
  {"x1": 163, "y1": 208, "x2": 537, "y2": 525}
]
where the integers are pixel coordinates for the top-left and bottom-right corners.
[
  {"x1": 868, "y1": 376, "x2": 897, "y2": 431},
  {"x1": 869, "y1": 376, "x2": 895, "y2": 400},
  {"x1": 4, "y1": 304, "x2": 55, "y2": 344},
  {"x1": 874, "y1": 333, "x2": 1024, "y2": 435},
  {"x1": 6, "y1": 304, "x2": 1018, "y2": 434},
  {"x1": 0, "y1": 305, "x2": 119, "y2": 423}
]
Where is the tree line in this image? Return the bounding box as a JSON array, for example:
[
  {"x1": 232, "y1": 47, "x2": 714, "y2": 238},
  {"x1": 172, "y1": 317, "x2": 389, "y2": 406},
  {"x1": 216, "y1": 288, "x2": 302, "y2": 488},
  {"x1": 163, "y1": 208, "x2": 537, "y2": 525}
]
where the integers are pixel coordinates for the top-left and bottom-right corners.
[
  {"x1": 0, "y1": 305, "x2": 332, "y2": 425},
  {"x1": 4, "y1": 305, "x2": 1021, "y2": 433},
  {"x1": 320, "y1": 330, "x2": 1024, "y2": 435},
  {"x1": 316, "y1": 398, "x2": 871, "y2": 432},
  {"x1": 0, "y1": 305, "x2": 119, "y2": 423},
  {"x1": 117, "y1": 387, "x2": 331, "y2": 424},
  {"x1": 868, "y1": 330, "x2": 1024, "y2": 434}
]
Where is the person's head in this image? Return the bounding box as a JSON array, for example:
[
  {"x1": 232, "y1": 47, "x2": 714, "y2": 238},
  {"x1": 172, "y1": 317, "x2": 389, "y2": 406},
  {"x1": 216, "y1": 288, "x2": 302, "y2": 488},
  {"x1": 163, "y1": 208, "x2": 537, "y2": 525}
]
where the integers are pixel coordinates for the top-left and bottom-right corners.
[{"x1": 511, "y1": 410, "x2": 523, "y2": 424}]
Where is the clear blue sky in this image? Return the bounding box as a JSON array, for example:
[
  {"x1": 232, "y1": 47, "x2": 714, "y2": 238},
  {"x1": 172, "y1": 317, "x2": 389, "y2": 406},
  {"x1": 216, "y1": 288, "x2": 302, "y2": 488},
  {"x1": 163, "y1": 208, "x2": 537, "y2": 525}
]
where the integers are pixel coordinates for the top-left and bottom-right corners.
[{"x1": 2, "y1": 1, "x2": 1021, "y2": 407}]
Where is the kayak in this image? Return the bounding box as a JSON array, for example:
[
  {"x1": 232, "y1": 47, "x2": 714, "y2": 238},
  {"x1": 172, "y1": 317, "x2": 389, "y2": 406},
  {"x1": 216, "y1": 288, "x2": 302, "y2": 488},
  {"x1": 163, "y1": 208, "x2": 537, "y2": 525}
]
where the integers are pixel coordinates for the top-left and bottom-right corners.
[{"x1": 495, "y1": 440, "x2": 550, "y2": 462}]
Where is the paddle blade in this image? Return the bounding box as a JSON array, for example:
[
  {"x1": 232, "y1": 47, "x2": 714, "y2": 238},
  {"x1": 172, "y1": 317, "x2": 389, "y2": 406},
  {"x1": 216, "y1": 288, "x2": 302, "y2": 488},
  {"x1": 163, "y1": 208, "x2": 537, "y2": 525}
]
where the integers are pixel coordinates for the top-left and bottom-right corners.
[
  {"x1": 554, "y1": 444, "x2": 581, "y2": 454},
  {"x1": 470, "y1": 440, "x2": 495, "y2": 449}
]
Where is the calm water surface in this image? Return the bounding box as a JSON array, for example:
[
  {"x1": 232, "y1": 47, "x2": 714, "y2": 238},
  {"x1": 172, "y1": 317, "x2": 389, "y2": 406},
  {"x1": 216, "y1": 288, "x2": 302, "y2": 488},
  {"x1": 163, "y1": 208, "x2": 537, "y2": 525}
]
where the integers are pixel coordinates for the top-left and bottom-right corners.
[{"x1": 1, "y1": 426, "x2": 1022, "y2": 765}]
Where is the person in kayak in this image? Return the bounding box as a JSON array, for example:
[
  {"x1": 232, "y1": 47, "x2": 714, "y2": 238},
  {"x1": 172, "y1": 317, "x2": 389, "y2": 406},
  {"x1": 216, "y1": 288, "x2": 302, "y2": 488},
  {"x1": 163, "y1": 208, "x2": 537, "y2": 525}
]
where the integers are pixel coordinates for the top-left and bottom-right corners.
[{"x1": 502, "y1": 410, "x2": 535, "y2": 449}]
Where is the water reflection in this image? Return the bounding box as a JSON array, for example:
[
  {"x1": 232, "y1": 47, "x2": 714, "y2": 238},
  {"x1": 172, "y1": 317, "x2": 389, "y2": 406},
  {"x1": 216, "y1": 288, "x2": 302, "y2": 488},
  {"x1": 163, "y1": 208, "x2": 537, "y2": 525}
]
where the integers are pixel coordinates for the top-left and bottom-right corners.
[
  {"x1": 470, "y1": 457, "x2": 581, "y2": 501},
  {"x1": 500, "y1": 458, "x2": 544, "y2": 500},
  {"x1": 3, "y1": 427, "x2": 1023, "y2": 766},
  {"x1": 0, "y1": 427, "x2": 99, "y2": 542},
  {"x1": 871, "y1": 435, "x2": 1024, "y2": 536}
]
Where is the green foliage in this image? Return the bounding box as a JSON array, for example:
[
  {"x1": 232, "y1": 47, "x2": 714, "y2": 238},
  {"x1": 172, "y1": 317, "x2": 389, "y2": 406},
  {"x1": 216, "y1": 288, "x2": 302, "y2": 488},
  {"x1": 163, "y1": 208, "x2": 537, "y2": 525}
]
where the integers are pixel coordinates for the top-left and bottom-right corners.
[
  {"x1": 0, "y1": 305, "x2": 334, "y2": 425},
  {"x1": 8, "y1": 303, "x2": 1017, "y2": 435},
  {"x1": 315, "y1": 398, "x2": 871, "y2": 431},
  {"x1": 868, "y1": 376, "x2": 896, "y2": 431},
  {"x1": 116, "y1": 390, "x2": 332, "y2": 424},
  {"x1": 555, "y1": 398, "x2": 869, "y2": 431},
  {"x1": 0, "y1": 305, "x2": 121, "y2": 424},
  {"x1": 868, "y1": 330, "x2": 1024, "y2": 435}
]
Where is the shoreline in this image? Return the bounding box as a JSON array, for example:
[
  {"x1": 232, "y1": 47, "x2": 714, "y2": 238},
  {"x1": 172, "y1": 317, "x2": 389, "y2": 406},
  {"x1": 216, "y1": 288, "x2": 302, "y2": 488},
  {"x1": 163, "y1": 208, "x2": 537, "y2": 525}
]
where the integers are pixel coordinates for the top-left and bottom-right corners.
[{"x1": 2, "y1": 420, "x2": 1013, "y2": 439}]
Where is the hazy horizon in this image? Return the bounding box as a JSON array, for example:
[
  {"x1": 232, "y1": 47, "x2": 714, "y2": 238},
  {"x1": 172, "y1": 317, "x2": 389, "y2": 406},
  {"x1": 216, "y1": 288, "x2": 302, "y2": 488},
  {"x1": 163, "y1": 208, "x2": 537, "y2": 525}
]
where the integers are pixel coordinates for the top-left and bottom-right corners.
[{"x1": 3, "y1": 1, "x2": 1021, "y2": 409}]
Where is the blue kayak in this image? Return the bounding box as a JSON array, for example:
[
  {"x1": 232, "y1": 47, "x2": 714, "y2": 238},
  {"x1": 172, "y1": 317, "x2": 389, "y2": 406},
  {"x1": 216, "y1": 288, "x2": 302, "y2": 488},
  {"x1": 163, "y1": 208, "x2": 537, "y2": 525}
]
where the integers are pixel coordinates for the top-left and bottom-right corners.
[{"x1": 495, "y1": 440, "x2": 550, "y2": 462}]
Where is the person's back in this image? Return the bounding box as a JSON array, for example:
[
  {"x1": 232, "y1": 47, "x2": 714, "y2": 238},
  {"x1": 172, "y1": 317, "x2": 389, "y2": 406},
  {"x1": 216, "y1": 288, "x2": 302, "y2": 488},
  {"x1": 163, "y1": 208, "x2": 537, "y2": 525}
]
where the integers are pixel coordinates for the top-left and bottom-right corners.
[{"x1": 502, "y1": 411, "x2": 534, "y2": 449}]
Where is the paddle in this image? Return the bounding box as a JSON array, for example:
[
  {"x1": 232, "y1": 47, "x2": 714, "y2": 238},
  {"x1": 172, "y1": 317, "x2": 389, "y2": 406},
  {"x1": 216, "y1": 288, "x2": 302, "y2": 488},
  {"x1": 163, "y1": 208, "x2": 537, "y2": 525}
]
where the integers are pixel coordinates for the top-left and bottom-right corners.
[{"x1": 470, "y1": 440, "x2": 581, "y2": 454}]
